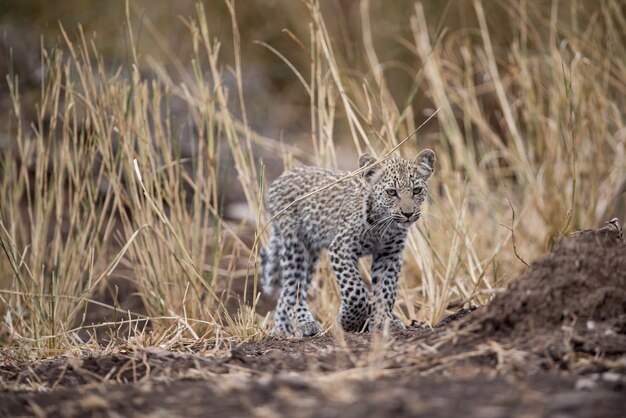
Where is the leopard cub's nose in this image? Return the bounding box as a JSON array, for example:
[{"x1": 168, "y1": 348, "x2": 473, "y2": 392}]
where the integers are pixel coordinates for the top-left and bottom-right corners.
[{"x1": 402, "y1": 211, "x2": 413, "y2": 219}]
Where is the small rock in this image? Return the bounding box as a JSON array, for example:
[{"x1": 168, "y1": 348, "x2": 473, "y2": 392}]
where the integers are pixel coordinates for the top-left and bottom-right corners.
[
  {"x1": 575, "y1": 378, "x2": 596, "y2": 391},
  {"x1": 601, "y1": 372, "x2": 622, "y2": 383},
  {"x1": 79, "y1": 394, "x2": 110, "y2": 410}
]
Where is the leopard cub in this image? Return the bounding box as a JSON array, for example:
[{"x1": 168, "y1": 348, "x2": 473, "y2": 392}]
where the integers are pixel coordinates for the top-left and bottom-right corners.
[{"x1": 261, "y1": 150, "x2": 435, "y2": 337}]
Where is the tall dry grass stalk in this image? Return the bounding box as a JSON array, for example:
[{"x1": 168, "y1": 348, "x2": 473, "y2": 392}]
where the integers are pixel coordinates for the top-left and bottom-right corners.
[
  {"x1": 1, "y1": 0, "x2": 624, "y2": 354},
  {"x1": 0, "y1": 45, "x2": 119, "y2": 351}
]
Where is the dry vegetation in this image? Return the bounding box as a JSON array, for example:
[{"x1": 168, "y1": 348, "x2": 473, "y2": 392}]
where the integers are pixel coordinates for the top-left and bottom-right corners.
[{"x1": 0, "y1": 1, "x2": 625, "y2": 416}]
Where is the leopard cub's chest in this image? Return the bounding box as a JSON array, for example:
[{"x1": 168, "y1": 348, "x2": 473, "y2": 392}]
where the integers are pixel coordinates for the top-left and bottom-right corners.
[{"x1": 357, "y1": 222, "x2": 407, "y2": 257}]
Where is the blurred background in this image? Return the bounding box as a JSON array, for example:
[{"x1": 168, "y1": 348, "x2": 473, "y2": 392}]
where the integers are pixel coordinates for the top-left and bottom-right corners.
[
  {"x1": 2, "y1": 1, "x2": 603, "y2": 144},
  {"x1": 1, "y1": 0, "x2": 625, "y2": 352}
]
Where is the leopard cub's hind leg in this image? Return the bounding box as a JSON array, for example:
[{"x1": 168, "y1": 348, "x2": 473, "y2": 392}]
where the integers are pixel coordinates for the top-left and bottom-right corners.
[
  {"x1": 280, "y1": 237, "x2": 323, "y2": 337},
  {"x1": 268, "y1": 233, "x2": 322, "y2": 337},
  {"x1": 261, "y1": 232, "x2": 294, "y2": 336},
  {"x1": 293, "y1": 250, "x2": 323, "y2": 337},
  {"x1": 272, "y1": 287, "x2": 295, "y2": 336}
]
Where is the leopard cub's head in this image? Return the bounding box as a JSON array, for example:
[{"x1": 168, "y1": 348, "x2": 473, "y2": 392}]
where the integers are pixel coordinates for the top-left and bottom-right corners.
[{"x1": 359, "y1": 149, "x2": 435, "y2": 225}]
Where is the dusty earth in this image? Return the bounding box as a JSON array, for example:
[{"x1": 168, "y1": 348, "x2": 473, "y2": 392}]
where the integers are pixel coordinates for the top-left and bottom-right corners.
[{"x1": 1, "y1": 225, "x2": 626, "y2": 417}]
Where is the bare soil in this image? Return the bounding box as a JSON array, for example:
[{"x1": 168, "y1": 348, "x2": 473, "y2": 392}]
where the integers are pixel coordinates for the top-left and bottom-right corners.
[{"x1": 1, "y1": 225, "x2": 625, "y2": 417}]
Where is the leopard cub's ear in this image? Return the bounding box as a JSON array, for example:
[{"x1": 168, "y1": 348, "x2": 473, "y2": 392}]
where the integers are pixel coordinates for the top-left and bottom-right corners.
[
  {"x1": 412, "y1": 149, "x2": 436, "y2": 180},
  {"x1": 359, "y1": 153, "x2": 379, "y2": 181}
]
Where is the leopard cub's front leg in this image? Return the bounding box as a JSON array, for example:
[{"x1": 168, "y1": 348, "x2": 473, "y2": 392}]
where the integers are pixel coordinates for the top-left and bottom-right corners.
[
  {"x1": 329, "y1": 243, "x2": 370, "y2": 332},
  {"x1": 369, "y1": 250, "x2": 405, "y2": 331}
]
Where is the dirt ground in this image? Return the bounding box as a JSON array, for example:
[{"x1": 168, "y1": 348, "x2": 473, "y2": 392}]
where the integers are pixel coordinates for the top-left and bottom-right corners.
[{"x1": 1, "y1": 224, "x2": 625, "y2": 417}]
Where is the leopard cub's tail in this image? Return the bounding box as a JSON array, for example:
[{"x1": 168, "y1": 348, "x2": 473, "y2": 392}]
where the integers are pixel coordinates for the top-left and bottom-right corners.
[{"x1": 260, "y1": 234, "x2": 282, "y2": 295}]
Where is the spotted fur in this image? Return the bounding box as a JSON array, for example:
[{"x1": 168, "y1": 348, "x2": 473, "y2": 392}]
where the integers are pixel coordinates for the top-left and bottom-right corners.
[{"x1": 261, "y1": 150, "x2": 436, "y2": 337}]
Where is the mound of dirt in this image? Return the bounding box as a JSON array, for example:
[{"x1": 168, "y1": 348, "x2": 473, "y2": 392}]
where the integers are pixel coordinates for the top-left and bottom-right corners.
[{"x1": 480, "y1": 221, "x2": 626, "y2": 348}]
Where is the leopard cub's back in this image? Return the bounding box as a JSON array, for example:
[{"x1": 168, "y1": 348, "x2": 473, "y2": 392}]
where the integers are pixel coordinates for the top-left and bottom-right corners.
[{"x1": 267, "y1": 166, "x2": 369, "y2": 237}]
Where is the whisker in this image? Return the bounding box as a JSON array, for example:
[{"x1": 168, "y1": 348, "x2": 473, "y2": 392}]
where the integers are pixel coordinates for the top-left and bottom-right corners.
[
  {"x1": 361, "y1": 215, "x2": 395, "y2": 237},
  {"x1": 380, "y1": 218, "x2": 395, "y2": 238}
]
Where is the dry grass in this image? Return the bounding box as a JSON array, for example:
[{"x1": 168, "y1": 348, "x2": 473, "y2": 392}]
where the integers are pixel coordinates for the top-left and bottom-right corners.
[{"x1": 1, "y1": 0, "x2": 625, "y2": 357}]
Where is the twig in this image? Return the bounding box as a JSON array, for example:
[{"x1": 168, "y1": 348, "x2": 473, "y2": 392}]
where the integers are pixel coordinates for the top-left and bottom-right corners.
[{"x1": 503, "y1": 197, "x2": 529, "y2": 267}]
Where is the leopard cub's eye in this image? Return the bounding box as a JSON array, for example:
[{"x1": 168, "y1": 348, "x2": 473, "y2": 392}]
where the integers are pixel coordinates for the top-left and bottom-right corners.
[
  {"x1": 386, "y1": 189, "x2": 398, "y2": 197},
  {"x1": 412, "y1": 186, "x2": 424, "y2": 195}
]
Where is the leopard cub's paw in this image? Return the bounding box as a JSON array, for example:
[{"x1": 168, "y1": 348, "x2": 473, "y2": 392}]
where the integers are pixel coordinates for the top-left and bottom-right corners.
[
  {"x1": 369, "y1": 316, "x2": 406, "y2": 332},
  {"x1": 270, "y1": 324, "x2": 295, "y2": 338},
  {"x1": 297, "y1": 320, "x2": 323, "y2": 337},
  {"x1": 388, "y1": 317, "x2": 406, "y2": 331}
]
